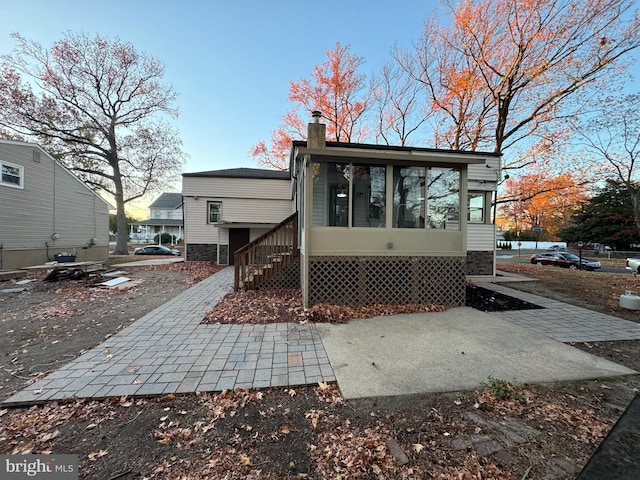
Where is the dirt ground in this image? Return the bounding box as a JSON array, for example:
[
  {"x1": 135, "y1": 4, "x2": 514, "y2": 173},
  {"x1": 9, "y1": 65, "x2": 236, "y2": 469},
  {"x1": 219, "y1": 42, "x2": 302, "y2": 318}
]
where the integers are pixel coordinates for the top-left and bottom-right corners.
[{"x1": 0, "y1": 260, "x2": 639, "y2": 479}]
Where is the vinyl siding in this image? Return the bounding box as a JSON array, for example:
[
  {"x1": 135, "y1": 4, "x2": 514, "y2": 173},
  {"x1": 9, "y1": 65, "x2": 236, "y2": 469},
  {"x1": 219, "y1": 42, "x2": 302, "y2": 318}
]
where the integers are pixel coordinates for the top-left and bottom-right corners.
[
  {"x1": 467, "y1": 223, "x2": 496, "y2": 251},
  {"x1": 182, "y1": 176, "x2": 291, "y2": 200},
  {"x1": 0, "y1": 142, "x2": 110, "y2": 252},
  {"x1": 182, "y1": 176, "x2": 293, "y2": 245},
  {"x1": 468, "y1": 157, "x2": 501, "y2": 189}
]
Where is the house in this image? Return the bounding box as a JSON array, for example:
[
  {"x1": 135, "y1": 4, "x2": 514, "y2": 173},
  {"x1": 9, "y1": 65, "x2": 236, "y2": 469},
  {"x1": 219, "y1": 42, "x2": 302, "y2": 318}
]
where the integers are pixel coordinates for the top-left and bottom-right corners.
[
  {"x1": 130, "y1": 192, "x2": 184, "y2": 244},
  {"x1": 182, "y1": 169, "x2": 292, "y2": 264},
  {"x1": 182, "y1": 116, "x2": 501, "y2": 308},
  {"x1": 0, "y1": 139, "x2": 111, "y2": 270}
]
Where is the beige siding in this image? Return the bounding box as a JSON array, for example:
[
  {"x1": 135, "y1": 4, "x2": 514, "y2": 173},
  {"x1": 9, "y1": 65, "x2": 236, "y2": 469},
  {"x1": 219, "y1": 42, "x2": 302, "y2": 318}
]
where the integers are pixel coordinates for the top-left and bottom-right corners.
[
  {"x1": 467, "y1": 223, "x2": 496, "y2": 251},
  {"x1": 468, "y1": 157, "x2": 501, "y2": 182},
  {"x1": 182, "y1": 175, "x2": 293, "y2": 245},
  {"x1": 182, "y1": 176, "x2": 291, "y2": 200},
  {"x1": 0, "y1": 141, "x2": 110, "y2": 268}
]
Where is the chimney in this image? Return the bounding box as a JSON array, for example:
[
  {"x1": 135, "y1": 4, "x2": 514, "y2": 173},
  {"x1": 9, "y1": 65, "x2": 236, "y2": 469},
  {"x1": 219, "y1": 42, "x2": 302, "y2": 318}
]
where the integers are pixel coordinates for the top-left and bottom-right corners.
[{"x1": 307, "y1": 110, "x2": 326, "y2": 149}]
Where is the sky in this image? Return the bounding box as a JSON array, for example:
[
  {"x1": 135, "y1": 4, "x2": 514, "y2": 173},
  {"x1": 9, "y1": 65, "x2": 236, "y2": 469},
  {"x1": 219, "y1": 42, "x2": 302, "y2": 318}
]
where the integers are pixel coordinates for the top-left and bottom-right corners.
[
  {"x1": 2, "y1": 1, "x2": 639, "y2": 214},
  {"x1": 1, "y1": 0, "x2": 440, "y2": 173}
]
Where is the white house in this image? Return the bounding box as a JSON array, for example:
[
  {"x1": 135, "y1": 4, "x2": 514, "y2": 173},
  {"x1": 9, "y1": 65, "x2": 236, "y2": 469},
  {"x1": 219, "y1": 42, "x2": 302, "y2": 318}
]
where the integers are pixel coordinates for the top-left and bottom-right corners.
[
  {"x1": 182, "y1": 169, "x2": 292, "y2": 264},
  {"x1": 130, "y1": 192, "x2": 184, "y2": 244},
  {"x1": 181, "y1": 118, "x2": 501, "y2": 308}
]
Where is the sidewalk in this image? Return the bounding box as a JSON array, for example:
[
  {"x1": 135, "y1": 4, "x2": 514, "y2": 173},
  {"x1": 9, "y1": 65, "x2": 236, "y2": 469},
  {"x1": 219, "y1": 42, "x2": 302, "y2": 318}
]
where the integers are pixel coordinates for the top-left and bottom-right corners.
[{"x1": 2, "y1": 267, "x2": 335, "y2": 406}]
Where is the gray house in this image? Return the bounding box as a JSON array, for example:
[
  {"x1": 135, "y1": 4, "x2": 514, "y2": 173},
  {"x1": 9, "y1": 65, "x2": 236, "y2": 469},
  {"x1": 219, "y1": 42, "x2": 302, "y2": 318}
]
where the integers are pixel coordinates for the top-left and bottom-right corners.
[{"x1": 0, "y1": 140, "x2": 110, "y2": 270}]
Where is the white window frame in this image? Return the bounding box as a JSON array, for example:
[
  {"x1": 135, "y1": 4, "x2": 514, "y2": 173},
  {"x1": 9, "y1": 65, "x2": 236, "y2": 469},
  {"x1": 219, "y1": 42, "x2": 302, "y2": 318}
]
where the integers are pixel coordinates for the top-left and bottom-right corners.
[
  {"x1": 467, "y1": 192, "x2": 486, "y2": 223},
  {"x1": 207, "y1": 201, "x2": 222, "y2": 224},
  {"x1": 1, "y1": 160, "x2": 24, "y2": 189}
]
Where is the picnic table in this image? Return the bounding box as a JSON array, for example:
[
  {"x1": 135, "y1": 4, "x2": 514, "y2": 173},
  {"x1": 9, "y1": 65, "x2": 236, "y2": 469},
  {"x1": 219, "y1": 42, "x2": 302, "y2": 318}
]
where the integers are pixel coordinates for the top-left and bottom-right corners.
[{"x1": 21, "y1": 260, "x2": 107, "y2": 281}]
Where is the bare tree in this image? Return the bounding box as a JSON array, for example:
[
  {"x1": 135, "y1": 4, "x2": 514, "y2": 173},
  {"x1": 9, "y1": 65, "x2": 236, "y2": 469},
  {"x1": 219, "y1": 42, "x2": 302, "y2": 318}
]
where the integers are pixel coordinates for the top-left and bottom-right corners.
[
  {"x1": 576, "y1": 93, "x2": 640, "y2": 230},
  {"x1": 370, "y1": 60, "x2": 430, "y2": 146},
  {"x1": 0, "y1": 32, "x2": 185, "y2": 254}
]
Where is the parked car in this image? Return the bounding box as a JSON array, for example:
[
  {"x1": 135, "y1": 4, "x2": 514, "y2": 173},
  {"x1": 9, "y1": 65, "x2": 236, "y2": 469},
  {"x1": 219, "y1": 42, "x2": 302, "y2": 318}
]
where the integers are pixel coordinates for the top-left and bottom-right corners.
[
  {"x1": 626, "y1": 257, "x2": 640, "y2": 273},
  {"x1": 134, "y1": 245, "x2": 182, "y2": 256},
  {"x1": 530, "y1": 252, "x2": 601, "y2": 270}
]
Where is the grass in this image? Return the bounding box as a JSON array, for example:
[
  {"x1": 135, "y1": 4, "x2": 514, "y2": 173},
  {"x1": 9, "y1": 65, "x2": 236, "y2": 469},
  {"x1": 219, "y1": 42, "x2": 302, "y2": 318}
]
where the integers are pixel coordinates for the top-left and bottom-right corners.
[
  {"x1": 497, "y1": 260, "x2": 640, "y2": 319},
  {"x1": 484, "y1": 377, "x2": 526, "y2": 403}
]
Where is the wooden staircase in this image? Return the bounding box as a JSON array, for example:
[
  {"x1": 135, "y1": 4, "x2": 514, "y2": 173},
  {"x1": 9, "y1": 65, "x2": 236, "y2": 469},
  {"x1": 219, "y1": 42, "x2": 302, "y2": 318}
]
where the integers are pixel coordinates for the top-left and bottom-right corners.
[{"x1": 234, "y1": 212, "x2": 299, "y2": 291}]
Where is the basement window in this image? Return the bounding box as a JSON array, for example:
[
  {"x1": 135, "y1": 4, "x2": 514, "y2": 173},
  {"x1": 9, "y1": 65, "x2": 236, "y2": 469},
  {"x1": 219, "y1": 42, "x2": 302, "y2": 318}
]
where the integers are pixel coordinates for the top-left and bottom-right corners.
[{"x1": 1, "y1": 160, "x2": 24, "y2": 189}]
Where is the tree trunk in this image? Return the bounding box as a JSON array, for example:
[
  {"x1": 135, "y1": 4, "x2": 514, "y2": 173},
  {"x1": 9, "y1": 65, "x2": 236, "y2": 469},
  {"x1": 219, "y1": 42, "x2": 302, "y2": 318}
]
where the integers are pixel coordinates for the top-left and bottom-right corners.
[{"x1": 111, "y1": 156, "x2": 129, "y2": 255}]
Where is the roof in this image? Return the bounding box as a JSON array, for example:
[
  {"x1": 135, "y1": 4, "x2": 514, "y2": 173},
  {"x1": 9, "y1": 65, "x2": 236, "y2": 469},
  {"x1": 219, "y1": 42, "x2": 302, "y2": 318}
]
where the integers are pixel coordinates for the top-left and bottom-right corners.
[
  {"x1": 149, "y1": 192, "x2": 183, "y2": 209},
  {"x1": 291, "y1": 140, "x2": 502, "y2": 157},
  {"x1": 182, "y1": 167, "x2": 290, "y2": 180},
  {"x1": 130, "y1": 219, "x2": 184, "y2": 227}
]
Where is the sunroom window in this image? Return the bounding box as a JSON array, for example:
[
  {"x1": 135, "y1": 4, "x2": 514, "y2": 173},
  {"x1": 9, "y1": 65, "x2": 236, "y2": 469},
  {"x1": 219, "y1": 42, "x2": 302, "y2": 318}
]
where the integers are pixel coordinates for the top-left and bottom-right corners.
[
  {"x1": 427, "y1": 167, "x2": 460, "y2": 229},
  {"x1": 312, "y1": 161, "x2": 459, "y2": 229}
]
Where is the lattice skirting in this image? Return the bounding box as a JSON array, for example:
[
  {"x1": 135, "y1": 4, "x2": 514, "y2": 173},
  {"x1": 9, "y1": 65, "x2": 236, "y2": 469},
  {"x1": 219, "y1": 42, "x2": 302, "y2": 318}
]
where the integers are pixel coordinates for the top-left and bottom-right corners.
[
  {"x1": 308, "y1": 256, "x2": 466, "y2": 307},
  {"x1": 258, "y1": 258, "x2": 301, "y2": 290}
]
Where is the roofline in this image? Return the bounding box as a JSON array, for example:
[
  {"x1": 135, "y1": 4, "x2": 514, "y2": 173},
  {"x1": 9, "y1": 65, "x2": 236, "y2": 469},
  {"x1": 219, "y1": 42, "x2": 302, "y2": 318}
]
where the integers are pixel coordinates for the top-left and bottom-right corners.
[
  {"x1": 182, "y1": 169, "x2": 290, "y2": 180},
  {"x1": 291, "y1": 140, "x2": 501, "y2": 157},
  {"x1": 0, "y1": 139, "x2": 112, "y2": 208}
]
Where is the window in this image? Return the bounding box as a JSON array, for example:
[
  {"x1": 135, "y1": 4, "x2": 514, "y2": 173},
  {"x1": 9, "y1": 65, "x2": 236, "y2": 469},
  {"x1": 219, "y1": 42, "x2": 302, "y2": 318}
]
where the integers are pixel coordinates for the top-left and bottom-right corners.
[
  {"x1": 427, "y1": 167, "x2": 459, "y2": 229},
  {"x1": 393, "y1": 166, "x2": 425, "y2": 228},
  {"x1": 352, "y1": 164, "x2": 386, "y2": 227},
  {"x1": 1, "y1": 161, "x2": 24, "y2": 189},
  {"x1": 312, "y1": 161, "x2": 460, "y2": 230},
  {"x1": 207, "y1": 201, "x2": 222, "y2": 223},
  {"x1": 468, "y1": 193, "x2": 485, "y2": 223},
  {"x1": 312, "y1": 162, "x2": 350, "y2": 226}
]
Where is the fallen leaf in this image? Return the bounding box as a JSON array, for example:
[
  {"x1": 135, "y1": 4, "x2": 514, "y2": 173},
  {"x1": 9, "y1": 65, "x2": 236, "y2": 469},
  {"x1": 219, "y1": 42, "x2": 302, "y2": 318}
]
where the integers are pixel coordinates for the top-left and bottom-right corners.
[
  {"x1": 413, "y1": 443, "x2": 425, "y2": 453},
  {"x1": 239, "y1": 454, "x2": 251, "y2": 466},
  {"x1": 88, "y1": 449, "x2": 108, "y2": 461},
  {"x1": 281, "y1": 425, "x2": 290, "y2": 434},
  {"x1": 39, "y1": 430, "x2": 61, "y2": 442}
]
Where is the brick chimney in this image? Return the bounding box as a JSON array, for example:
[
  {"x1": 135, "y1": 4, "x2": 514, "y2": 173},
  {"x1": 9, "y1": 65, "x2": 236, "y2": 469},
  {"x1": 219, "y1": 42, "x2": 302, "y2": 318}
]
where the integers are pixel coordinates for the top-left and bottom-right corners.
[{"x1": 307, "y1": 110, "x2": 326, "y2": 149}]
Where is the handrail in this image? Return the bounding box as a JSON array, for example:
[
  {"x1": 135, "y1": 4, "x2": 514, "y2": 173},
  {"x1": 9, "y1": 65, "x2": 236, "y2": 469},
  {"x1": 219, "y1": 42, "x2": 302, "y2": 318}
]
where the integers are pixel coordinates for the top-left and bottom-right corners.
[{"x1": 234, "y1": 212, "x2": 298, "y2": 290}]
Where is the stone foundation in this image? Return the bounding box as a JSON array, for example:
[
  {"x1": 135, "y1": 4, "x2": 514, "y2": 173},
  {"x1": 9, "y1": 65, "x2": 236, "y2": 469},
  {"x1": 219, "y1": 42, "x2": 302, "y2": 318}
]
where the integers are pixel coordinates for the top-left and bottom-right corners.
[
  {"x1": 466, "y1": 251, "x2": 494, "y2": 276},
  {"x1": 186, "y1": 244, "x2": 218, "y2": 263}
]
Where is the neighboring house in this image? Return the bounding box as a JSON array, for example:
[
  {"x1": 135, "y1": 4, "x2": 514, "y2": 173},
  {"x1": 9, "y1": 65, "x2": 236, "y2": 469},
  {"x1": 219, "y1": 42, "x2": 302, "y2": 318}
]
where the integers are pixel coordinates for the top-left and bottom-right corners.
[
  {"x1": 0, "y1": 139, "x2": 110, "y2": 270},
  {"x1": 182, "y1": 117, "x2": 501, "y2": 308},
  {"x1": 182, "y1": 169, "x2": 292, "y2": 264},
  {"x1": 130, "y1": 192, "x2": 184, "y2": 244}
]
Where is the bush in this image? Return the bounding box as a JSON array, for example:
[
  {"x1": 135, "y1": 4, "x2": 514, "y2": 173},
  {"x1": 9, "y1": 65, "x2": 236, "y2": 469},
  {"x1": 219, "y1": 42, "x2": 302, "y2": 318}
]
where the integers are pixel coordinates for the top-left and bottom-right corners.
[{"x1": 153, "y1": 232, "x2": 177, "y2": 245}]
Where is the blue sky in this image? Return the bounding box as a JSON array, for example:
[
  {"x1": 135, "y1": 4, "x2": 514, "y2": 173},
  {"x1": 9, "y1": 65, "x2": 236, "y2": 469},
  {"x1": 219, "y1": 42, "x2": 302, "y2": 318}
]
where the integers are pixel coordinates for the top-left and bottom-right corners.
[
  {"x1": 1, "y1": 0, "x2": 442, "y2": 177},
  {"x1": 2, "y1": 1, "x2": 638, "y2": 183}
]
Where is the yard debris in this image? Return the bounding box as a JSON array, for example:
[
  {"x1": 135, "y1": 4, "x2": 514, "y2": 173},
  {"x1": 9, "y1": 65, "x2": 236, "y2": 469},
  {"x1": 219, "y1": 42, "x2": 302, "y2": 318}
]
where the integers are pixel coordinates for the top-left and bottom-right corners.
[
  {"x1": 203, "y1": 288, "x2": 447, "y2": 324},
  {"x1": 96, "y1": 277, "x2": 131, "y2": 287}
]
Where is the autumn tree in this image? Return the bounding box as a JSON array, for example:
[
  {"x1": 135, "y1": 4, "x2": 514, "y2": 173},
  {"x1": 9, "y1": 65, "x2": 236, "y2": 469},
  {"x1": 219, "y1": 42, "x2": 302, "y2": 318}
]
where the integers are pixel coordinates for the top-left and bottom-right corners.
[
  {"x1": 403, "y1": 0, "x2": 640, "y2": 165},
  {"x1": 0, "y1": 32, "x2": 185, "y2": 254},
  {"x1": 573, "y1": 92, "x2": 640, "y2": 231},
  {"x1": 498, "y1": 170, "x2": 588, "y2": 239},
  {"x1": 250, "y1": 43, "x2": 371, "y2": 169}
]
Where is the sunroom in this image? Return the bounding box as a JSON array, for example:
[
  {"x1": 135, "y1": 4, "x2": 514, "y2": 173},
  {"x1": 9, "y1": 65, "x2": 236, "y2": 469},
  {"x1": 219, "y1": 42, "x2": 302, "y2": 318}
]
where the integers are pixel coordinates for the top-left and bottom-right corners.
[{"x1": 291, "y1": 118, "x2": 500, "y2": 309}]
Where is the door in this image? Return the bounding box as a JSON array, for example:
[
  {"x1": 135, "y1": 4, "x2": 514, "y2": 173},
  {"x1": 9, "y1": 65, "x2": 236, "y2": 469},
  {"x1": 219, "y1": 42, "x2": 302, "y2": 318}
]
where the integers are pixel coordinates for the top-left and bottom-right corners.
[{"x1": 228, "y1": 229, "x2": 250, "y2": 265}]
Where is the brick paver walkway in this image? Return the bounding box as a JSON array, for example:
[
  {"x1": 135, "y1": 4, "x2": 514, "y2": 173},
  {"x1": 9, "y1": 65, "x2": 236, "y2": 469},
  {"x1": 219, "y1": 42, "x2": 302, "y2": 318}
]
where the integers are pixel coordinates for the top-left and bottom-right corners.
[
  {"x1": 2, "y1": 267, "x2": 334, "y2": 406},
  {"x1": 480, "y1": 282, "x2": 640, "y2": 343}
]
